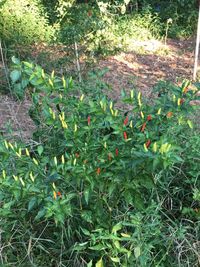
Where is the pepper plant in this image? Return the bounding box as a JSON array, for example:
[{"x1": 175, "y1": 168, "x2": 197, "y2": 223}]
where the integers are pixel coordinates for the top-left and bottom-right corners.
[{"x1": 0, "y1": 58, "x2": 199, "y2": 266}]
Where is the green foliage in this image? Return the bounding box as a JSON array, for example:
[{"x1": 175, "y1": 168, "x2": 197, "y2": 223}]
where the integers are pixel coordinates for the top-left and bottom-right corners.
[
  {"x1": 1, "y1": 60, "x2": 200, "y2": 266},
  {"x1": 0, "y1": 0, "x2": 54, "y2": 45},
  {"x1": 115, "y1": 7, "x2": 162, "y2": 42},
  {"x1": 58, "y1": 3, "x2": 162, "y2": 56},
  {"x1": 142, "y1": 0, "x2": 198, "y2": 38}
]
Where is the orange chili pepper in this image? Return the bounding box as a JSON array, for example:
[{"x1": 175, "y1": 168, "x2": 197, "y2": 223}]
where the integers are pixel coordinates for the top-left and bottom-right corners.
[
  {"x1": 183, "y1": 86, "x2": 189, "y2": 94},
  {"x1": 53, "y1": 191, "x2": 57, "y2": 199},
  {"x1": 141, "y1": 122, "x2": 147, "y2": 132},
  {"x1": 166, "y1": 112, "x2": 173, "y2": 118},
  {"x1": 96, "y1": 167, "x2": 101, "y2": 175},
  {"x1": 145, "y1": 139, "x2": 151, "y2": 148},
  {"x1": 108, "y1": 153, "x2": 112, "y2": 161}
]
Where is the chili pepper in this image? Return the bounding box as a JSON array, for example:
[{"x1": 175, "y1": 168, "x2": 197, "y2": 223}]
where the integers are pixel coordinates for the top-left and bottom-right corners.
[
  {"x1": 180, "y1": 98, "x2": 184, "y2": 105},
  {"x1": 123, "y1": 116, "x2": 128, "y2": 126},
  {"x1": 96, "y1": 167, "x2": 101, "y2": 175},
  {"x1": 183, "y1": 86, "x2": 189, "y2": 94},
  {"x1": 157, "y1": 108, "x2": 161, "y2": 115},
  {"x1": 75, "y1": 153, "x2": 80, "y2": 158},
  {"x1": 177, "y1": 98, "x2": 181, "y2": 106},
  {"x1": 87, "y1": 116, "x2": 91, "y2": 126},
  {"x1": 145, "y1": 139, "x2": 151, "y2": 148},
  {"x1": 115, "y1": 148, "x2": 119, "y2": 156},
  {"x1": 57, "y1": 191, "x2": 62, "y2": 198},
  {"x1": 123, "y1": 131, "x2": 128, "y2": 140},
  {"x1": 147, "y1": 115, "x2": 152, "y2": 121},
  {"x1": 166, "y1": 111, "x2": 173, "y2": 118},
  {"x1": 140, "y1": 111, "x2": 144, "y2": 119},
  {"x1": 141, "y1": 122, "x2": 146, "y2": 132},
  {"x1": 88, "y1": 10, "x2": 92, "y2": 16},
  {"x1": 144, "y1": 143, "x2": 148, "y2": 152},
  {"x1": 53, "y1": 191, "x2": 57, "y2": 199}
]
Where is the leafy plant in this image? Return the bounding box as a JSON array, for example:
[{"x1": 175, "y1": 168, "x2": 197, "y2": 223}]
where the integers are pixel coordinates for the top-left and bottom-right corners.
[
  {"x1": 1, "y1": 59, "x2": 200, "y2": 266},
  {"x1": 0, "y1": 0, "x2": 54, "y2": 45}
]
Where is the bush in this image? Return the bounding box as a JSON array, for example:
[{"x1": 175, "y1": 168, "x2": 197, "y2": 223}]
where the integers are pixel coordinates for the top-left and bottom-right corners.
[
  {"x1": 0, "y1": 59, "x2": 200, "y2": 266},
  {"x1": 0, "y1": 0, "x2": 54, "y2": 45}
]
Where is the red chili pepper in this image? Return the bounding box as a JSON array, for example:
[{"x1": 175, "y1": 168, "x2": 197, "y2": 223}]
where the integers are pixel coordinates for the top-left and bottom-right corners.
[
  {"x1": 57, "y1": 191, "x2": 62, "y2": 198},
  {"x1": 123, "y1": 131, "x2": 128, "y2": 140},
  {"x1": 96, "y1": 167, "x2": 101, "y2": 175},
  {"x1": 123, "y1": 116, "x2": 128, "y2": 126},
  {"x1": 145, "y1": 139, "x2": 151, "y2": 148},
  {"x1": 87, "y1": 116, "x2": 91, "y2": 126},
  {"x1": 75, "y1": 153, "x2": 80, "y2": 158},
  {"x1": 180, "y1": 98, "x2": 184, "y2": 105},
  {"x1": 147, "y1": 115, "x2": 152, "y2": 121},
  {"x1": 115, "y1": 148, "x2": 119, "y2": 156},
  {"x1": 141, "y1": 122, "x2": 146, "y2": 132},
  {"x1": 108, "y1": 153, "x2": 112, "y2": 161}
]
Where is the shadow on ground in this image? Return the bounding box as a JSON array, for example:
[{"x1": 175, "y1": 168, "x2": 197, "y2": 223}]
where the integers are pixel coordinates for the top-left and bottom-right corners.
[{"x1": 97, "y1": 39, "x2": 194, "y2": 100}]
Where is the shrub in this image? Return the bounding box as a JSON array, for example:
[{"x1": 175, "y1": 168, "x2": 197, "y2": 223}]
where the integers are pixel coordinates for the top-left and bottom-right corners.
[
  {"x1": 0, "y1": 59, "x2": 200, "y2": 266},
  {"x1": 0, "y1": 0, "x2": 54, "y2": 45}
]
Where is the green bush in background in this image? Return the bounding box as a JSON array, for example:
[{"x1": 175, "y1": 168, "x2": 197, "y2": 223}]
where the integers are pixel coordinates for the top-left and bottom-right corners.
[
  {"x1": 0, "y1": 0, "x2": 55, "y2": 45},
  {"x1": 0, "y1": 0, "x2": 198, "y2": 53}
]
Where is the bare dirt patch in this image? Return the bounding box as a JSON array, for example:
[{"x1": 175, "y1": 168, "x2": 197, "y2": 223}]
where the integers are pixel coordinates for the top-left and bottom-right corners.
[
  {"x1": 0, "y1": 38, "x2": 198, "y2": 140},
  {"x1": 97, "y1": 39, "x2": 195, "y2": 100},
  {"x1": 0, "y1": 95, "x2": 34, "y2": 140}
]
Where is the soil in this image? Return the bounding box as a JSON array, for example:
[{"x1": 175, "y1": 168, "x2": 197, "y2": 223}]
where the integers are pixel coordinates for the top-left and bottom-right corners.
[
  {"x1": 97, "y1": 39, "x2": 195, "y2": 101},
  {"x1": 0, "y1": 38, "x2": 198, "y2": 140}
]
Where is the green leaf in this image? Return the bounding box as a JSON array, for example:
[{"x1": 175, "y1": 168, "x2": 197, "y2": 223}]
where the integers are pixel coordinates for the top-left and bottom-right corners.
[
  {"x1": 113, "y1": 240, "x2": 120, "y2": 249},
  {"x1": 81, "y1": 227, "x2": 91, "y2": 236},
  {"x1": 84, "y1": 188, "x2": 90, "y2": 204},
  {"x1": 95, "y1": 258, "x2": 103, "y2": 267},
  {"x1": 187, "y1": 120, "x2": 193, "y2": 129},
  {"x1": 87, "y1": 260, "x2": 93, "y2": 267},
  {"x1": 12, "y1": 56, "x2": 20, "y2": 65},
  {"x1": 81, "y1": 210, "x2": 92, "y2": 223},
  {"x1": 110, "y1": 257, "x2": 120, "y2": 263},
  {"x1": 133, "y1": 193, "x2": 144, "y2": 210},
  {"x1": 28, "y1": 197, "x2": 37, "y2": 212},
  {"x1": 13, "y1": 83, "x2": 24, "y2": 99},
  {"x1": 73, "y1": 242, "x2": 88, "y2": 251},
  {"x1": 112, "y1": 223, "x2": 122, "y2": 234},
  {"x1": 23, "y1": 61, "x2": 33, "y2": 68},
  {"x1": 37, "y1": 145, "x2": 44, "y2": 156},
  {"x1": 142, "y1": 176, "x2": 154, "y2": 189},
  {"x1": 89, "y1": 244, "x2": 106, "y2": 251},
  {"x1": 35, "y1": 208, "x2": 46, "y2": 220},
  {"x1": 21, "y1": 79, "x2": 29, "y2": 89},
  {"x1": 134, "y1": 246, "x2": 141, "y2": 258},
  {"x1": 10, "y1": 70, "x2": 21, "y2": 83}
]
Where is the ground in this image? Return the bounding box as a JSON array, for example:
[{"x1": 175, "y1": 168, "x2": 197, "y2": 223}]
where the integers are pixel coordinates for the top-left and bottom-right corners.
[{"x1": 0, "y1": 38, "x2": 197, "y2": 140}]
